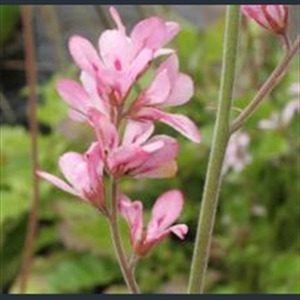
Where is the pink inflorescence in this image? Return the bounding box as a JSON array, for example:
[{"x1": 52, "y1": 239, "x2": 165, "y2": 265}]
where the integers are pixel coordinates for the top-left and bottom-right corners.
[{"x1": 38, "y1": 6, "x2": 199, "y2": 255}]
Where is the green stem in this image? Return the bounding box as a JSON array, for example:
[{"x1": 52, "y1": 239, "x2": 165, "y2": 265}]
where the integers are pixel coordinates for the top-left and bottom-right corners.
[
  {"x1": 187, "y1": 6, "x2": 240, "y2": 293},
  {"x1": 108, "y1": 178, "x2": 140, "y2": 294},
  {"x1": 230, "y1": 36, "x2": 300, "y2": 134}
]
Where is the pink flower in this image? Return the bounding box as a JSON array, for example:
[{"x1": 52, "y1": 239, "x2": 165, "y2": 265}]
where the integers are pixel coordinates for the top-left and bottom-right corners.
[
  {"x1": 88, "y1": 109, "x2": 179, "y2": 179},
  {"x1": 241, "y1": 5, "x2": 289, "y2": 35},
  {"x1": 119, "y1": 190, "x2": 188, "y2": 256},
  {"x1": 65, "y1": 6, "x2": 180, "y2": 108},
  {"x1": 128, "y1": 54, "x2": 201, "y2": 143},
  {"x1": 56, "y1": 6, "x2": 200, "y2": 146},
  {"x1": 37, "y1": 143, "x2": 106, "y2": 211}
]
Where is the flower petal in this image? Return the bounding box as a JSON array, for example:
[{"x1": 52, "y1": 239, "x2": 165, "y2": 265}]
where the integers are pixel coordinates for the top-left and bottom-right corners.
[
  {"x1": 99, "y1": 29, "x2": 133, "y2": 72},
  {"x1": 241, "y1": 5, "x2": 270, "y2": 29},
  {"x1": 85, "y1": 142, "x2": 104, "y2": 191},
  {"x1": 164, "y1": 73, "x2": 194, "y2": 107},
  {"x1": 124, "y1": 48, "x2": 153, "y2": 94},
  {"x1": 68, "y1": 109, "x2": 86, "y2": 122},
  {"x1": 131, "y1": 135, "x2": 179, "y2": 178},
  {"x1": 154, "y1": 48, "x2": 175, "y2": 58},
  {"x1": 151, "y1": 224, "x2": 188, "y2": 244},
  {"x1": 68, "y1": 35, "x2": 103, "y2": 75},
  {"x1": 58, "y1": 152, "x2": 90, "y2": 192},
  {"x1": 155, "y1": 54, "x2": 194, "y2": 107},
  {"x1": 56, "y1": 79, "x2": 90, "y2": 113},
  {"x1": 87, "y1": 108, "x2": 119, "y2": 154},
  {"x1": 123, "y1": 120, "x2": 154, "y2": 145},
  {"x1": 147, "y1": 189, "x2": 184, "y2": 238},
  {"x1": 109, "y1": 6, "x2": 126, "y2": 34},
  {"x1": 37, "y1": 170, "x2": 79, "y2": 197},
  {"x1": 131, "y1": 17, "x2": 167, "y2": 51},
  {"x1": 169, "y1": 224, "x2": 188, "y2": 239},
  {"x1": 119, "y1": 194, "x2": 143, "y2": 244},
  {"x1": 107, "y1": 145, "x2": 149, "y2": 177},
  {"x1": 136, "y1": 107, "x2": 201, "y2": 143},
  {"x1": 139, "y1": 69, "x2": 171, "y2": 106},
  {"x1": 156, "y1": 54, "x2": 179, "y2": 83},
  {"x1": 165, "y1": 21, "x2": 181, "y2": 43},
  {"x1": 136, "y1": 160, "x2": 178, "y2": 178},
  {"x1": 80, "y1": 71, "x2": 109, "y2": 116}
]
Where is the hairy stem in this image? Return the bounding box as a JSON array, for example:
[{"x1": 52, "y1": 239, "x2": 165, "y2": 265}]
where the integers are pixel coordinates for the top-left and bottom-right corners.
[
  {"x1": 187, "y1": 6, "x2": 240, "y2": 293},
  {"x1": 108, "y1": 178, "x2": 140, "y2": 294},
  {"x1": 230, "y1": 36, "x2": 300, "y2": 134},
  {"x1": 19, "y1": 5, "x2": 40, "y2": 293}
]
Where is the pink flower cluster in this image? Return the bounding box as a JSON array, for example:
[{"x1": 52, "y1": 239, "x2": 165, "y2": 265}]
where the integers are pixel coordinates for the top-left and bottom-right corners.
[
  {"x1": 38, "y1": 7, "x2": 199, "y2": 256},
  {"x1": 241, "y1": 5, "x2": 288, "y2": 35}
]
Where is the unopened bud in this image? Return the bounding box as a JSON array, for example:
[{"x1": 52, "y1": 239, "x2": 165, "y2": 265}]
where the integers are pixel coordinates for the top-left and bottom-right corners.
[{"x1": 241, "y1": 5, "x2": 288, "y2": 35}]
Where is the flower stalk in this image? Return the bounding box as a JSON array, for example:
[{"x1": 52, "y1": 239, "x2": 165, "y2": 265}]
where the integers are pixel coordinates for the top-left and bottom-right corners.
[
  {"x1": 188, "y1": 5, "x2": 241, "y2": 293},
  {"x1": 108, "y1": 177, "x2": 140, "y2": 294},
  {"x1": 231, "y1": 35, "x2": 300, "y2": 134}
]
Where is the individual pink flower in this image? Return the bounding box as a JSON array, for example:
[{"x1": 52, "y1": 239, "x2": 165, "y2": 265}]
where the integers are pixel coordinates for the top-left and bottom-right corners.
[
  {"x1": 88, "y1": 109, "x2": 179, "y2": 178},
  {"x1": 128, "y1": 54, "x2": 201, "y2": 143},
  {"x1": 241, "y1": 5, "x2": 289, "y2": 35},
  {"x1": 37, "y1": 143, "x2": 106, "y2": 212},
  {"x1": 119, "y1": 190, "x2": 188, "y2": 256}
]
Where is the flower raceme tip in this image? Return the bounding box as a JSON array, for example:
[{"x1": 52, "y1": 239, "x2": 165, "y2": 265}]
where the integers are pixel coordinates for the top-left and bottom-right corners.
[
  {"x1": 241, "y1": 5, "x2": 289, "y2": 35},
  {"x1": 56, "y1": 6, "x2": 200, "y2": 144}
]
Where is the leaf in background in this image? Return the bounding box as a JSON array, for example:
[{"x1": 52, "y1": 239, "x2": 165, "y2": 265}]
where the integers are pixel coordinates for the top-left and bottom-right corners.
[
  {"x1": 254, "y1": 130, "x2": 290, "y2": 160},
  {"x1": 1, "y1": 217, "x2": 27, "y2": 292},
  {"x1": 53, "y1": 200, "x2": 131, "y2": 258},
  {"x1": 10, "y1": 251, "x2": 117, "y2": 293},
  {"x1": 263, "y1": 254, "x2": 300, "y2": 293},
  {"x1": 0, "y1": 191, "x2": 31, "y2": 226},
  {"x1": 1, "y1": 126, "x2": 32, "y2": 224}
]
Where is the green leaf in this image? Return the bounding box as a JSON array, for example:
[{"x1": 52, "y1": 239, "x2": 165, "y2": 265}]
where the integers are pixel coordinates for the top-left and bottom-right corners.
[
  {"x1": 54, "y1": 200, "x2": 130, "y2": 257},
  {"x1": 10, "y1": 251, "x2": 117, "y2": 293},
  {"x1": 0, "y1": 5, "x2": 20, "y2": 48}
]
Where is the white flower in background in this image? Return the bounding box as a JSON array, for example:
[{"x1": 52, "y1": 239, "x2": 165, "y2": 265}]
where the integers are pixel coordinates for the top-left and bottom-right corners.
[
  {"x1": 282, "y1": 83, "x2": 300, "y2": 124},
  {"x1": 258, "y1": 112, "x2": 282, "y2": 130},
  {"x1": 258, "y1": 82, "x2": 300, "y2": 130},
  {"x1": 281, "y1": 99, "x2": 300, "y2": 125},
  {"x1": 223, "y1": 131, "x2": 252, "y2": 175},
  {"x1": 289, "y1": 82, "x2": 300, "y2": 96}
]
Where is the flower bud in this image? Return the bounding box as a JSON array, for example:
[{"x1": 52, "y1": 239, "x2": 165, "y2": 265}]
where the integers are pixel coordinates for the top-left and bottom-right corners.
[{"x1": 241, "y1": 5, "x2": 288, "y2": 35}]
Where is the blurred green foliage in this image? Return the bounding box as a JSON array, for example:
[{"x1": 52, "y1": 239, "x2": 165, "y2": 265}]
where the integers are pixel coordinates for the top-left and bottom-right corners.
[
  {"x1": 0, "y1": 5, "x2": 20, "y2": 48},
  {"x1": 1, "y1": 12, "x2": 299, "y2": 294}
]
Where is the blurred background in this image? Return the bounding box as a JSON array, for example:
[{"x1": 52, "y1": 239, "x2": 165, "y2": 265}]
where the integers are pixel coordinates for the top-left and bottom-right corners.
[{"x1": 1, "y1": 5, "x2": 299, "y2": 294}]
